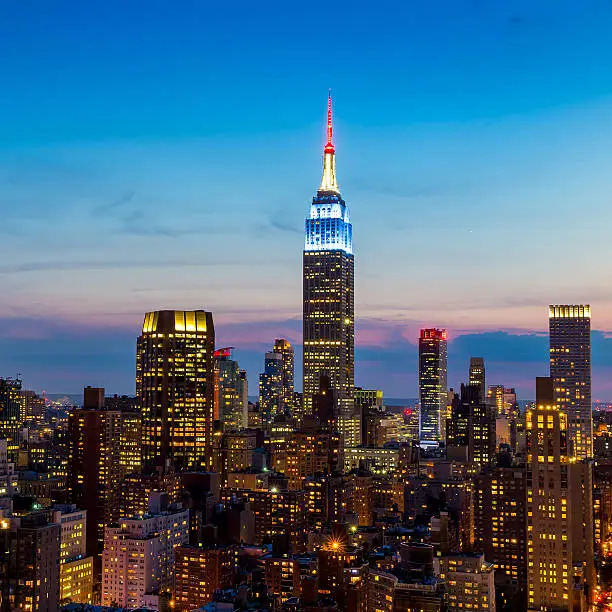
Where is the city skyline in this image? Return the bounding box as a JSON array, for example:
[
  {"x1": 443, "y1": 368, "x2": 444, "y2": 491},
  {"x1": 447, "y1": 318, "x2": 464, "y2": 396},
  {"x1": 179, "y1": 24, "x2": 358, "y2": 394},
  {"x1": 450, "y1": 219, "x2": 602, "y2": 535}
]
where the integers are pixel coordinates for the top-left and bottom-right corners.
[{"x1": 4, "y1": 2, "x2": 612, "y2": 397}]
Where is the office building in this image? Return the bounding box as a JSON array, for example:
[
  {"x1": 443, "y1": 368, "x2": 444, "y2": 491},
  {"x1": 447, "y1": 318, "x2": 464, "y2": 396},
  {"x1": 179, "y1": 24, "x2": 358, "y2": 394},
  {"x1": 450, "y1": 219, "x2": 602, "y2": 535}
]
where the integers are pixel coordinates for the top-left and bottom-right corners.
[
  {"x1": 302, "y1": 94, "x2": 355, "y2": 430},
  {"x1": 526, "y1": 377, "x2": 594, "y2": 611},
  {"x1": 549, "y1": 304, "x2": 592, "y2": 458},
  {"x1": 0, "y1": 439, "x2": 18, "y2": 498},
  {"x1": 274, "y1": 338, "x2": 295, "y2": 413},
  {"x1": 468, "y1": 357, "x2": 486, "y2": 402},
  {"x1": 137, "y1": 309, "x2": 215, "y2": 471},
  {"x1": 259, "y1": 351, "x2": 283, "y2": 424},
  {"x1": 0, "y1": 378, "x2": 22, "y2": 460},
  {"x1": 215, "y1": 348, "x2": 247, "y2": 431},
  {"x1": 419, "y1": 329, "x2": 447, "y2": 444}
]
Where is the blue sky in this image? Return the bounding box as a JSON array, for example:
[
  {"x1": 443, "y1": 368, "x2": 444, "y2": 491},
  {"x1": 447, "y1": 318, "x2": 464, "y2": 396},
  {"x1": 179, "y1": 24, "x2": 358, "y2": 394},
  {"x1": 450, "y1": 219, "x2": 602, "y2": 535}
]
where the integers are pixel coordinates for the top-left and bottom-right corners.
[{"x1": 2, "y1": 1, "x2": 612, "y2": 399}]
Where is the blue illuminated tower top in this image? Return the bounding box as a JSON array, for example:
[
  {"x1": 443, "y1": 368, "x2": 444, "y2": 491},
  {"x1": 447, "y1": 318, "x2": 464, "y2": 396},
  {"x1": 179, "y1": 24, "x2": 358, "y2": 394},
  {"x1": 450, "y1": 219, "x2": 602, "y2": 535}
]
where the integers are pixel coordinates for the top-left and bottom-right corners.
[{"x1": 304, "y1": 94, "x2": 353, "y2": 255}]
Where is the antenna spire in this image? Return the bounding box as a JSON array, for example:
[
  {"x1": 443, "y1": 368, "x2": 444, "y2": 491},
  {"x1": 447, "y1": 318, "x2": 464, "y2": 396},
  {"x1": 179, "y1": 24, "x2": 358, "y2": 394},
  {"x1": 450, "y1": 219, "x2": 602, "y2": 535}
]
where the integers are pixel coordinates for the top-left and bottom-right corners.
[{"x1": 325, "y1": 90, "x2": 335, "y2": 154}]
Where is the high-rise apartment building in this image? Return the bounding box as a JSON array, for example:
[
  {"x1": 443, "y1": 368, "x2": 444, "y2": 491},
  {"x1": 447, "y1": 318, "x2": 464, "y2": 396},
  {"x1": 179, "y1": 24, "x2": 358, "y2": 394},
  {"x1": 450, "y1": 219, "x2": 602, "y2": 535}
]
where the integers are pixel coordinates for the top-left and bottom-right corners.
[
  {"x1": 274, "y1": 338, "x2": 295, "y2": 412},
  {"x1": 215, "y1": 348, "x2": 247, "y2": 431},
  {"x1": 52, "y1": 505, "x2": 94, "y2": 605},
  {"x1": 67, "y1": 387, "x2": 141, "y2": 559},
  {"x1": 259, "y1": 352, "x2": 284, "y2": 424},
  {"x1": 137, "y1": 310, "x2": 215, "y2": 471},
  {"x1": 526, "y1": 377, "x2": 594, "y2": 611},
  {"x1": 549, "y1": 304, "x2": 592, "y2": 458},
  {"x1": 435, "y1": 554, "x2": 495, "y2": 612},
  {"x1": 475, "y1": 466, "x2": 527, "y2": 608},
  {"x1": 303, "y1": 94, "x2": 355, "y2": 434},
  {"x1": 468, "y1": 357, "x2": 486, "y2": 402},
  {"x1": 418, "y1": 329, "x2": 448, "y2": 444},
  {"x1": 0, "y1": 513, "x2": 60, "y2": 612},
  {"x1": 173, "y1": 545, "x2": 237, "y2": 611},
  {"x1": 101, "y1": 496, "x2": 189, "y2": 608}
]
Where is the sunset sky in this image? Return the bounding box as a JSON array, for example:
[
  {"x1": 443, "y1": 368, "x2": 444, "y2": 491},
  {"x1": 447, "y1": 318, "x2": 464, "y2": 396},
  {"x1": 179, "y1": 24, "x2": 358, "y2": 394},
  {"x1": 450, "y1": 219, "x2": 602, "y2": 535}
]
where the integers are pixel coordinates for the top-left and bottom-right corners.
[{"x1": 2, "y1": 1, "x2": 612, "y2": 398}]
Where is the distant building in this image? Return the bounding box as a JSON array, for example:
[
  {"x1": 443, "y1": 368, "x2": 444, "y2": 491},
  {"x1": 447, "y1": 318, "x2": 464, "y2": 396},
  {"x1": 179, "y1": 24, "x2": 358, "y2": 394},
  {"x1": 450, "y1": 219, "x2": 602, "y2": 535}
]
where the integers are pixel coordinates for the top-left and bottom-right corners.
[
  {"x1": 468, "y1": 357, "x2": 486, "y2": 403},
  {"x1": 487, "y1": 386, "x2": 517, "y2": 417},
  {"x1": 259, "y1": 352, "x2": 284, "y2": 424},
  {"x1": 137, "y1": 310, "x2": 215, "y2": 471},
  {"x1": 549, "y1": 305, "x2": 592, "y2": 459},
  {"x1": 274, "y1": 338, "x2": 295, "y2": 413},
  {"x1": 447, "y1": 385, "x2": 496, "y2": 467},
  {"x1": 0, "y1": 378, "x2": 22, "y2": 460},
  {"x1": 215, "y1": 348, "x2": 248, "y2": 431},
  {"x1": 418, "y1": 329, "x2": 447, "y2": 444}
]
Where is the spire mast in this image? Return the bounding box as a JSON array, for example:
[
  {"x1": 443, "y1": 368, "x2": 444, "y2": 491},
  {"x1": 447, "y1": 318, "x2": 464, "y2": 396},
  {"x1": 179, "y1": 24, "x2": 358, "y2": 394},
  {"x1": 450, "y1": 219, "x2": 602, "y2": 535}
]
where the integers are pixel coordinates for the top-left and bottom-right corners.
[{"x1": 320, "y1": 91, "x2": 339, "y2": 193}]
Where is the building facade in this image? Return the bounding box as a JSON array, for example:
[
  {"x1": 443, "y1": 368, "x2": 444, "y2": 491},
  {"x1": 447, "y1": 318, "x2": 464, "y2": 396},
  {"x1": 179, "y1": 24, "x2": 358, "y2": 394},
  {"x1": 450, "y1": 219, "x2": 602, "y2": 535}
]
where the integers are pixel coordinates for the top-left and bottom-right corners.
[
  {"x1": 526, "y1": 377, "x2": 594, "y2": 611},
  {"x1": 549, "y1": 304, "x2": 592, "y2": 458},
  {"x1": 137, "y1": 310, "x2": 215, "y2": 471},
  {"x1": 419, "y1": 329, "x2": 448, "y2": 444},
  {"x1": 303, "y1": 94, "x2": 355, "y2": 438},
  {"x1": 274, "y1": 338, "x2": 295, "y2": 413}
]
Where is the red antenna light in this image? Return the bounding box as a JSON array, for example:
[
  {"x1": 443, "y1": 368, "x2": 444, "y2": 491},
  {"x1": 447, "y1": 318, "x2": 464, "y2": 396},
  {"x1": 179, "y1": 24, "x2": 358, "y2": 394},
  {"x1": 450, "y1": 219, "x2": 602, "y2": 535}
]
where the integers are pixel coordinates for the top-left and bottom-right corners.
[{"x1": 324, "y1": 90, "x2": 335, "y2": 154}]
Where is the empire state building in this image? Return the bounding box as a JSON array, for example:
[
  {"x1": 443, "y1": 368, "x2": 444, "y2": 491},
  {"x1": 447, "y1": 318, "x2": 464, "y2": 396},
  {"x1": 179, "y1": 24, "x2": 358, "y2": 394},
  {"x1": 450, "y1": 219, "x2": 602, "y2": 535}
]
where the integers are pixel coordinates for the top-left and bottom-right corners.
[{"x1": 303, "y1": 94, "x2": 357, "y2": 444}]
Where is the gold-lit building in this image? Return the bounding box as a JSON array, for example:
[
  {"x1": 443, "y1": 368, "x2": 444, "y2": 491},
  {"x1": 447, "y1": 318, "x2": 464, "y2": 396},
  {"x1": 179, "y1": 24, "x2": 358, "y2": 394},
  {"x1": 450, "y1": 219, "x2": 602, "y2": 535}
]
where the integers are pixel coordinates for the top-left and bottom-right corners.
[
  {"x1": 52, "y1": 505, "x2": 93, "y2": 605},
  {"x1": 549, "y1": 304, "x2": 592, "y2": 458},
  {"x1": 137, "y1": 310, "x2": 215, "y2": 471},
  {"x1": 526, "y1": 377, "x2": 594, "y2": 611},
  {"x1": 302, "y1": 95, "x2": 355, "y2": 436}
]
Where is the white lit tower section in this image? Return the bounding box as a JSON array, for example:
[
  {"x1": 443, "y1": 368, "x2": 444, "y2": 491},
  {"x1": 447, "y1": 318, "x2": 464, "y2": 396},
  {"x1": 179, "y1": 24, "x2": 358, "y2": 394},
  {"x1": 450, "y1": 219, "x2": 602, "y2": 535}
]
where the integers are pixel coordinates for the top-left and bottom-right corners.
[{"x1": 303, "y1": 94, "x2": 356, "y2": 444}]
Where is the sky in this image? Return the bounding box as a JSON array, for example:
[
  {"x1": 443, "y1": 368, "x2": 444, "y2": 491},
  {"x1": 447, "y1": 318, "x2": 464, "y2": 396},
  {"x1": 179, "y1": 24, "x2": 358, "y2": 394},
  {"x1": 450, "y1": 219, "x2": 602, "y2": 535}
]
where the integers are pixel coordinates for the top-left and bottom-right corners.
[{"x1": 2, "y1": 1, "x2": 612, "y2": 399}]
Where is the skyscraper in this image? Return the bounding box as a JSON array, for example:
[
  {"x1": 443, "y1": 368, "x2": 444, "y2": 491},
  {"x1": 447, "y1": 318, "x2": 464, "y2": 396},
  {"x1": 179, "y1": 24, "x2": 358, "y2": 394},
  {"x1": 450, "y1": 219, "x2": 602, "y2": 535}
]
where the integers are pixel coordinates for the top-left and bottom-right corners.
[
  {"x1": 137, "y1": 310, "x2": 215, "y2": 472},
  {"x1": 468, "y1": 357, "x2": 486, "y2": 403},
  {"x1": 526, "y1": 377, "x2": 594, "y2": 611},
  {"x1": 215, "y1": 348, "x2": 247, "y2": 431},
  {"x1": 259, "y1": 352, "x2": 283, "y2": 424},
  {"x1": 549, "y1": 304, "x2": 592, "y2": 458},
  {"x1": 303, "y1": 94, "x2": 355, "y2": 434},
  {"x1": 273, "y1": 338, "x2": 295, "y2": 413},
  {"x1": 418, "y1": 329, "x2": 447, "y2": 444}
]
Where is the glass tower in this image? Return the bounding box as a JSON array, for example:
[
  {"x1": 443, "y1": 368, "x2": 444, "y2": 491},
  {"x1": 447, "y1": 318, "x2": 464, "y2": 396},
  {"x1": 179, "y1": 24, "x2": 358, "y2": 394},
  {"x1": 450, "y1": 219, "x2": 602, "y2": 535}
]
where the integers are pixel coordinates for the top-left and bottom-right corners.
[
  {"x1": 303, "y1": 94, "x2": 355, "y2": 439},
  {"x1": 549, "y1": 304, "x2": 592, "y2": 458},
  {"x1": 418, "y1": 328, "x2": 448, "y2": 444}
]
